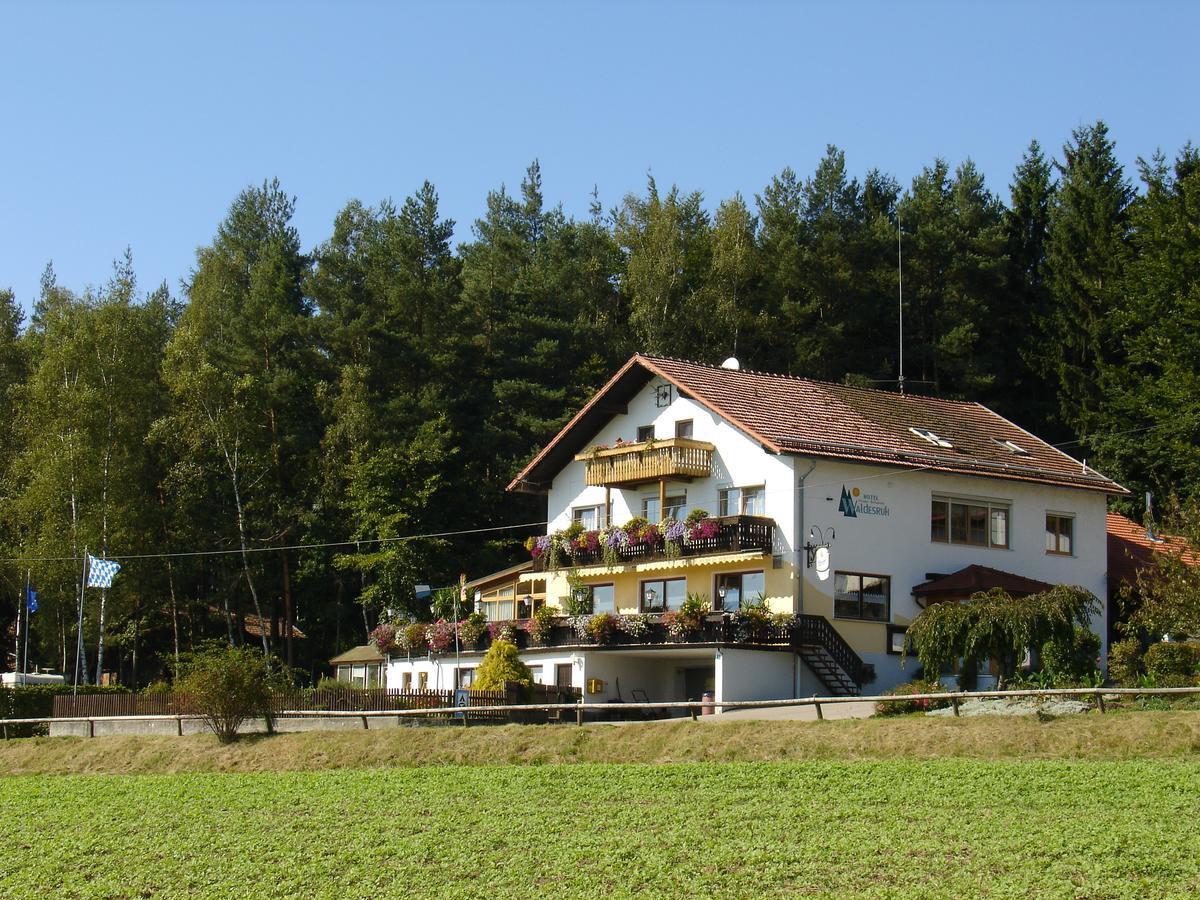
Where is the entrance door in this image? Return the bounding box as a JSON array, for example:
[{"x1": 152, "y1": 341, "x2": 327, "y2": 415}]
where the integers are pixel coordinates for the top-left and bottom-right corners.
[
  {"x1": 555, "y1": 663, "x2": 574, "y2": 689},
  {"x1": 683, "y1": 666, "x2": 715, "y2": 700}
]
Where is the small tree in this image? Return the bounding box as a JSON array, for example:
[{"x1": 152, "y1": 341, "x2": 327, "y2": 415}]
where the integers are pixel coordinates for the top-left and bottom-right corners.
[
  {"x1": 1128, "y1": 497, "x2": 1200, "y2": 638},
  {"x1": 473, "y1": 639, "x2": 533, "y2": 698},
  {"x1": 176, "y1": 645, "x2": 277, "y2": 743},
  {"x1": 905, "y1": 586, "x2": 1099, "y2": 687}
]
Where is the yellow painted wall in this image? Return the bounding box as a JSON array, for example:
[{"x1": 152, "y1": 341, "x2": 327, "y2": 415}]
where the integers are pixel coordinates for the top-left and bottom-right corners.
[{"x1": 541, "y1": 557, "x2": 794, "y2": 615}]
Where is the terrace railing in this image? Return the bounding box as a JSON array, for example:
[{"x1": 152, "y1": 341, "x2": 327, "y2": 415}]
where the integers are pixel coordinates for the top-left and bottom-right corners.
[
  {"x1": 576, "y1": 437, "x2": 714, "y2": 487},
  {"x1": 532, "y1": 514, "x2": 775, "y2": 571}
]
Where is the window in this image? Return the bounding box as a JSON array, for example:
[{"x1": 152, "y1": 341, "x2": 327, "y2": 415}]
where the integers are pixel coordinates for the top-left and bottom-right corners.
[
  {"x1": 528, "y1": 665, "x2": 544, "y2": 685},
  {"x1": 675, "y1": 419, "x2": 694, "y2": 439},
  {"x1": 366, "y1": 664, "x2": 384, "y2": 688},
  {"x1": 992, "y1": 438, "x2": 1027, "y2": 455},
  {"x1": 456, "y1": 667, "x2": 475, "y2": 688},
  {"x1": 643, "y1": 493, "x2": 687, "y2": 522},
  {"x1": 478, "y1": 585, "x2": 516, "y2": 621},
  {"x1": 590, "y1": 584, "x2": 616, "y2": 614},
  {"x1": 336, "y1": 666, "x2": 351, "y2": 683},
  {"x1": 636, "y1": 425, "x2": 655, "y2": 442},
  {"x1": 834, "y1": 572, "x2": 890, "y2": 622},
  {"x1": 418, "y1": 671, "x2": 428, "y2": 690},
  {"x1": 641, "y1": 577, "x2": 687, "y2": 612},
  {"x1": 719, "y1": 485, "x2": 765, "y2": 517},
  {"x1": 516, "y1": 593, "x2": 544, "y2": 620},
  {"x1": 401, "y1": 672, "x2": 412, "y2": 690},
  {"x1": 909, "y1": 427, "x2": 953, "y2": 448},
  {"x1": 1046, "y1": 514, "x2": 1074, "y2": 555},
  {"x1": 931, "y1": 497, "x2": 1009, "y2": 549},
  {"x1": 572, "y1": 505, "x2": 606, "y2": 530},
  {"x1": 886, "y1": 625, "x2": 908, "y2": 655},
  {"x1": 715, "y1": 571, "x2": 765, "y2": 611}
]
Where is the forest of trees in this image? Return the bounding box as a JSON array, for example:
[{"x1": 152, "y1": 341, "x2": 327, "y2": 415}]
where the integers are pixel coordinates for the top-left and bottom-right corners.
[{"x1": 2, "y1": 120, "x2": 1198, "y2": 684}]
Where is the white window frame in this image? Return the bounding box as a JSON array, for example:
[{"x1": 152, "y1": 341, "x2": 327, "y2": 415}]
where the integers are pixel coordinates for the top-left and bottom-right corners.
[
  {"x1": 719, "y1": 485, "x2": 765, "y2": 517},
  {"x1": 910, "y1": 427, "x2": 953, "y2": 448},
  {"x1": 642, "y1": 492, "x2": 687, "y2": 522},
  {"x1": 572, "y1": 504, "x2": 607, "y2": 531}
]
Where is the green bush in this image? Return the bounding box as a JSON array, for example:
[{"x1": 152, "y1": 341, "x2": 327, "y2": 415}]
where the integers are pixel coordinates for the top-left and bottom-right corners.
[
  {"x1": 176, "y1": 646, "x2": 278, "y2": 743},
  {"x1": 473, "y1": 639, "x2": 533, "y2": 698},
  {"x1": 874, "y1": 679, "x2": 949, "y2": 716},
  {"x1": 1143, "y1": 642, "x2": 1200, "y2": 682},
  {"x1": 1040, "y1": 627, "x2": 1102, "y2": 683},
  {"x1": 1107, "y1": 637, "x2": 1142, "y2": 685}
]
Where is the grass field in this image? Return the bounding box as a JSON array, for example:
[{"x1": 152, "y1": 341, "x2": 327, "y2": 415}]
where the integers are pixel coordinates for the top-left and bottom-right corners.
[
  {"x1": 4, "y1": 714, "x2": 1200, "y2": 897},
  {"x1": 3, "y1": 759, "x2": 1199, "y2": 898},
  {"x1": 4, "y1": 710, "x2": 1200, "y2": 775}
]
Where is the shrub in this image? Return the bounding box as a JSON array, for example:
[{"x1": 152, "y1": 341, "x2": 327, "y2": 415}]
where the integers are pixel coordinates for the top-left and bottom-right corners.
[
  {"x1": 473, "y1": 639, "x2": 533, "y2": 698},
  {"x1": 528, "y1": 605, "x2": 559, "y2": 644},
  {"x1": 1039, "y1": 627, "x2": 1101, "y2": 683},
  {"x1": 398, "y1": 622, "x2": 429, "y2": 655},
  {"x1": 0, "y1": 684, "x2": 129, "y2": 738},
  {"x1": 457, "y1": 612, "x2": 487, "y2": 648},
  {"x1": 1143, "y1": 641, "x2": 1200, "y2": 682},
  {"x1": 1107, "y1": 637, "x2": 1143, "y2": 685},
  {"x1": 143, "y1": 680, "x2": 172, "y2": 695},
  {"x1": 175, "y1": 646, "x2": 277, "y2": 743},
  {"x1": 586, "y1": 612, "x2": 618, "y2": 644},
  {"x1": 874, "y1": 679, "x2": 949, "y2": 716},
  {"x1": 369, "y1": 622, "x2": 398, "y2": 654}
]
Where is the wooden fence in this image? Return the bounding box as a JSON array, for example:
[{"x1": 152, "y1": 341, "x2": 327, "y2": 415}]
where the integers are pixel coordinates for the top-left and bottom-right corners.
[{"x1": 52, "y1": 683, "x2": 579, "y2": 721}]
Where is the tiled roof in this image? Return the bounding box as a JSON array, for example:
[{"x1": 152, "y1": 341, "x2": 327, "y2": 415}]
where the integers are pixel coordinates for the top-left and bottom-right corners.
[
  {"x1": 509, "y1": 354, "x2": 1126, "y2": 495},
  {"x1": 912, "y1": 564, "x2": 1054, "y2": 598},
  {"x1": 1107, "y1": 512, "x2": 1200, "y2": 592}
]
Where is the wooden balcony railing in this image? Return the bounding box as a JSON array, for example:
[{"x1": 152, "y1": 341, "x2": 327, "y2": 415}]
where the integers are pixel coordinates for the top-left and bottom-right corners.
[{"x1": 576, "y1": 437, "x2": 715, "y2": 487}]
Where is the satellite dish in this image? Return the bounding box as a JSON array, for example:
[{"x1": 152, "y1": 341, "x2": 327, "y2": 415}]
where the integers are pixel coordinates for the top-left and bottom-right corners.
[
  {"x1": 814, "y1": 547, "x2": 831, "y2": 581},
  {"x1": 720, "y1": 357, "x2": 740, "y2": 370}
]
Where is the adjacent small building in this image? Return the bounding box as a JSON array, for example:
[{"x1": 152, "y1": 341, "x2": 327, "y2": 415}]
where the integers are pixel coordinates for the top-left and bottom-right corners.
[{"x1": 384, "y1": 353, "x2": 1126, "y2": 706}]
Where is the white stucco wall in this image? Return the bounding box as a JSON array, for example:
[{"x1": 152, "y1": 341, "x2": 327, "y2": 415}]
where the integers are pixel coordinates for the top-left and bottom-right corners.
[
  {"x1": 716, "y1": 648, "x2": 810, "y2": 706},
  {"x1": 796, "y1": 459, "x2": 1110, "y2": 690},
  {"x1": 546, "y1": 378, "x2": 797, "y2": 560}
]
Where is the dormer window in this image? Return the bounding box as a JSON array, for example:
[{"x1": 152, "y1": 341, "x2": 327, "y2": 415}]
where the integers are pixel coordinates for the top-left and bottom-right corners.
[
  {"x1": 993, "y1": 438, "x2": 1028, "y2": 455},
  {"x1": 909, "y1": 427, "x2": 953, "y2": 449}
]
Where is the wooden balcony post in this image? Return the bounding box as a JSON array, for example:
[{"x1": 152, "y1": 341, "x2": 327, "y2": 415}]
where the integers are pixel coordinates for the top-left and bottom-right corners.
[{"x1": 658, "y1": 479, "x2": 666, "y2": 519}]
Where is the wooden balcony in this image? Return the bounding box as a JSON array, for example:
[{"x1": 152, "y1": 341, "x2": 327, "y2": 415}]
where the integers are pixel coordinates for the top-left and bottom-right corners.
[{"x1": 575, "y1": 437, "x2": 715, "y2": 487}]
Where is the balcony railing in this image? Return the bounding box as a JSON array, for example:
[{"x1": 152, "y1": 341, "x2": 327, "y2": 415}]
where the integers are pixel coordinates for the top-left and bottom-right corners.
[
  {"x1": 531, "y1": 515, "x2": 775, "y2": 571},
  {"x1": 576, "y1": 437, "x2": 715, "y2": 487}
]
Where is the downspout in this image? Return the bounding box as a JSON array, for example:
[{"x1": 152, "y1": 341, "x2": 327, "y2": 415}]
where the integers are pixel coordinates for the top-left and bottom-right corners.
[{"x1": 794, "y1": 459, "x2": 817, "y2": 614}]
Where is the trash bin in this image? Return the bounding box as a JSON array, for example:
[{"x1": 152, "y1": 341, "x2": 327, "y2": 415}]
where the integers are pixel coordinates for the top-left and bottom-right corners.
[{"x1": 701, "y1": 691, "x2": 715, "y2": 715}]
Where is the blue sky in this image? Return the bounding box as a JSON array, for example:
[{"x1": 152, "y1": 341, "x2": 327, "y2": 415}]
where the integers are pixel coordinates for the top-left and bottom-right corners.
[{"x1": 1, "y1": 1, "x2": 1195, "y2": 313}]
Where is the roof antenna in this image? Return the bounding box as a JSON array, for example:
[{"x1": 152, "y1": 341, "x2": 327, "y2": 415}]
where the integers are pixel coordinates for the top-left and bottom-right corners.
[
  {"x1": 1145, "y1": 491, "x2": 1160, "y2": 542},
  {"x1": 897, "y1": 208, "x2": 905, "y2": 395}
]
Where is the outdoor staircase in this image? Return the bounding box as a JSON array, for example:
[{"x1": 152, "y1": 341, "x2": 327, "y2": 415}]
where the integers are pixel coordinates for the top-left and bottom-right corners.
[
  {"x1": 796, "y1": 644, "x2": 861, "y2": 696},
  {"x1": 792, "y1": 615, "x2": 866, "y2": 697}
]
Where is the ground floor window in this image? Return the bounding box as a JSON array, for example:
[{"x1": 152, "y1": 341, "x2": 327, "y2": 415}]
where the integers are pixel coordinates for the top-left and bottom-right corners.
[
  {"x1": 641, "y1": 577, "x2": 686, "y2": 612},
  {"x1": 418, "y1": 671, "x2": 428, "y2": 690},
  {"x1": 528, "y1": 664, "x2": 544, "y2": 685},
  {"x1": 337, "y1": 663, "x2": 384, "y2": 688},
  {"x1": 456, "y1": 667, "x2": 476, "y2": 688},
  {"x1": 400, "y1": 671, "x2": 412, "y2": 690},
  {"x1": 834, "y1": 572, "x2": 890, "y2": 622},
  {"x1": 886, "y1": 624, "x2": 908, "y2": 655},
  {"x1": 715, "y1": 571, "x2": 765, "y2": 610}
]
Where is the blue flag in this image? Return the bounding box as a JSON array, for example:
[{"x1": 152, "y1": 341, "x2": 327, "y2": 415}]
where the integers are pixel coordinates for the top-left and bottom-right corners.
[
  {"x1": 25, "y1": 587, "x2": 37, "y2": 614},
  {"x1": 86, "y1": 554, "x2": 121, "y2": 588}
]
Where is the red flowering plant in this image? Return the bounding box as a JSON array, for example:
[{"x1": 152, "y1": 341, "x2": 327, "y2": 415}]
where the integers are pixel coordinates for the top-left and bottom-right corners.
[
  {"x1": 425, "y1": 619, "x2": 455, "y2": 654},
  {"x1": 369, "y1": 622, "x2": 398, "y2": 655},
  {"x1": 686, "y1": 507, "x2": 720, "y2": 541},
  {"x1": 573, "y1": 530, "x2": 600, "y2": 555},
  {"x1": 488, "y1": 621, "x2": 516, "y2": 644}
]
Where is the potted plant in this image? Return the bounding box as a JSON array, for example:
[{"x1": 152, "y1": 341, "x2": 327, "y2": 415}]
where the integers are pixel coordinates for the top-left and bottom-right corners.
[
  {"x1": 528, "y1": 604, "x2": 559, "y2": 645},
  {"x1": 586, "y1": 612, "x2": 618, "y2": 645}
]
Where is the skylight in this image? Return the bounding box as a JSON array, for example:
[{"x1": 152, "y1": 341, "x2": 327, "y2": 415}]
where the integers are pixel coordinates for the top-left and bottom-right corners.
[
  {"x1": 909, "y1": 427, "x2": 953, "y2": 449},
  {"x1": 992, "y1": 438, "x2": 1028, "y2": 455}
]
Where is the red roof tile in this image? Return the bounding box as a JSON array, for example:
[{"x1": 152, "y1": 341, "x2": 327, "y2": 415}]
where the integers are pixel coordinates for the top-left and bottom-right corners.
[
  {"x1": 1107, "y1": 512, "x2": 1200, "y2": 592},
  {"x1": 912, "y1": 564, "x2": 1055, "y2": 598},
  {"x1": 509, "y1": 354, "x2": 1126, "y2": 495}
]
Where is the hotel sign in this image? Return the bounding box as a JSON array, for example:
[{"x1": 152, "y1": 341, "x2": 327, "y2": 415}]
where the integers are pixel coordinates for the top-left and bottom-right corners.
[{"x1": 838, "y1": 485, "x2": 890, "y2": 518}]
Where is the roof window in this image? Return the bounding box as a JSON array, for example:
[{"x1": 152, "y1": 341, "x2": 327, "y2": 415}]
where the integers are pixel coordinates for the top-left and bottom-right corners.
[
  {"x1": 909, "y1": 427, "x2": 953, "y2": 449},
  {"x1": 992, "y1": 438, "x2": 1028, "y2": 455}
]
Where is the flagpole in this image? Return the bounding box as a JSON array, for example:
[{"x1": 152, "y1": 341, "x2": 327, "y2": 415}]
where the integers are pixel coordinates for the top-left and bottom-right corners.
[
  {"x1": 22, "y1": 569, "x2": 31, "y2": 677},
  {"x1": 13, "y1": 577, "x2": 22, "y2": 681},
  {"x1": 73, "y1": 548, "x2": 88, "y2": 695}
]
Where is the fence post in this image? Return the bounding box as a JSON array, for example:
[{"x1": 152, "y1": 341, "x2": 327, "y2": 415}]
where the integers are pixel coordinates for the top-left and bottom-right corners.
[
  {"x1": 576, "y1": 701, "x2": 584, "y2": 726},
  {"x1": 690, "y1": 703, "x2": 698, "y2": 722},
  {"x1": 1095, "y1": 691, "x2": 1106, "y2": 714},
  {"x1": 814, "y1": 702, "x2": 823, "y2": 720},
  {"x1": 951, "y1": 698, "x2": 960, "y2": 718}
]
